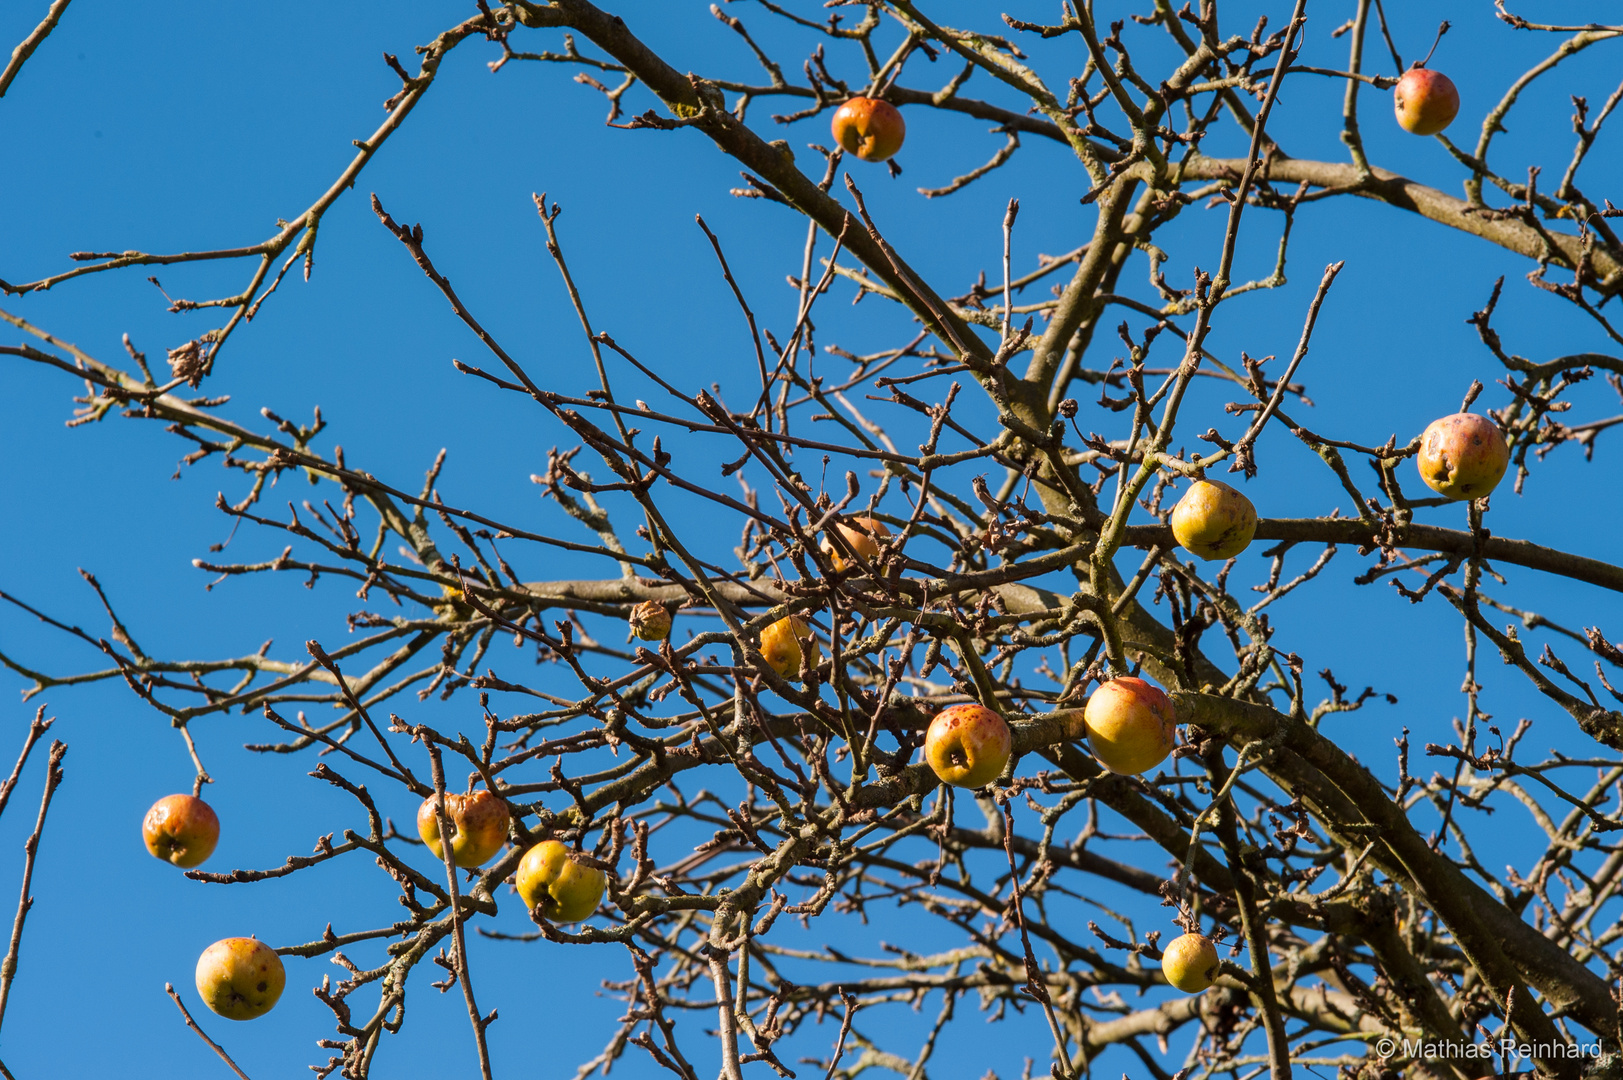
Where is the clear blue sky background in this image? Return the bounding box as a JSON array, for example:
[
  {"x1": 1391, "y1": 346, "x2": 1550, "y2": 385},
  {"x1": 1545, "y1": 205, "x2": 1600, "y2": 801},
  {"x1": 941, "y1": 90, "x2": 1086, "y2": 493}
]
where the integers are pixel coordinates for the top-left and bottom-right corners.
[{"x1": 0, "y1": 2, "x2": 1619, "y2": 1077}]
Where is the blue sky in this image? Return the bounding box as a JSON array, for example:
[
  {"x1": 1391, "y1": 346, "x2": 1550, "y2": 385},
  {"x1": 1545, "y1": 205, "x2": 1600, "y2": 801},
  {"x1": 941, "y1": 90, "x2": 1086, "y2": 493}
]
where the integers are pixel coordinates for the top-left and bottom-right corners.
[{"x1": 0, "y1": 2, "x2": 1619, "y2": 1078}]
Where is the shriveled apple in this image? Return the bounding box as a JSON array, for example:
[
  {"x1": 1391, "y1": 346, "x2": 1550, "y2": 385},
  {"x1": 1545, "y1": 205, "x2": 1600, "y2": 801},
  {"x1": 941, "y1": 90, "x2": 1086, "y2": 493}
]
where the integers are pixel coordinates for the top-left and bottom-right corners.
[
  {"x1": 629, "y1": 600, "x2": 672, "y2": 641},
  {"x1": 417, "y1": 788, "x2": 511, "y2": 869}
]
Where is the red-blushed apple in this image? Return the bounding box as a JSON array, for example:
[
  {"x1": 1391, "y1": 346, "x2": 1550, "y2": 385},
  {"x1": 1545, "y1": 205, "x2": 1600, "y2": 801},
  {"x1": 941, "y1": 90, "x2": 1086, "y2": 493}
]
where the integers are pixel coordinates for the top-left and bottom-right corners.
[
  {"x1": 142, "y1": 794, "x2": 220, "y2": 868},
  {"x1": 629, "y1": 600, "x2": 672, "y2": 642},
  {"x1": 760, "y1": 616, "x2": 820, "y2": 681},
  {"x1": 821, "y1": 515, "x2": 891, "y2": 573},
  {"x1": 516, "y1": 840, "x2": 607, "y2": 923},
  {"x1": 1161, "y1": 932, "x2": 1219, "y2": 993},
  {"x1": 195, "y1": 937, "x2": 285, "y2": 1020},
  {"x1": 1083, "y1": 677, "x2": 1177, "y2": 776},
  {"x1": 924, "y1": 703, "x2": 1012, "y2": 788},
  {"x1": 1170, "y1": 479, "x2": 1257, "y2": 561},
  {"x1": 417, "y1": 789, "x2": 510, "y2": 869},
  {"x1": 1416, "y1": 412, "x2": 1509, "y2": 500},
  {"x1": 830, "y1": 97, "x2": 906, "y2": 162},
  {"x1": 1393, "y1": 68, "x2": 1460, "y2": 136}
]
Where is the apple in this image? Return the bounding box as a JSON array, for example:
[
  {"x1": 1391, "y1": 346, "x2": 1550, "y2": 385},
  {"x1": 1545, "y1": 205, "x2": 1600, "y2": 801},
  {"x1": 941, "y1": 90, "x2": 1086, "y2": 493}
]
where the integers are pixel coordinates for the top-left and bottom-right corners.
[
  {"x1": 1393, "y1": 67, "x2": 1460, "y2": 136},
  {"x1": 435, "y1": 582, "x2": 473, "y2": 620},
  {"x1": 830, "y1": 97, "x2": 906, "y2": 162},
  {"x1": 629, "y1": 600, "x2": 672, "y2": 642},
  {"x1": 1416, "y1": 412, "x2": 1509, "y2": 500},
  {"x1": 1083, "y1": 677, "x2": 1177, "y2": 776},
  {"x1": 1161, "y1": 932, "x2": 1219, "y2": 993},
  {"x1": 515, "y1": 840, "x2": 607, "y2": 923},
  {"x1": 417, "y1": 789, "x2": 511, "y2": 869},
  {"x1": 759, "y1": 616, "x2": 820, "y2": 681},
  {"x1": 195, "y1": 937, "x2": 286, "y2": 1020},
  {"x1": 821, "y1": 515, "x2": 891, "y2": 573},
  {"x1": 924, "y1": 702, "x2": 1012, "y2": 788},
  {"x1": 142, "y1": 794, "x2": 220, "y2": 869},
  {"x1": 1170, "y1": 479, "x2": 1257, "y2": 561}
]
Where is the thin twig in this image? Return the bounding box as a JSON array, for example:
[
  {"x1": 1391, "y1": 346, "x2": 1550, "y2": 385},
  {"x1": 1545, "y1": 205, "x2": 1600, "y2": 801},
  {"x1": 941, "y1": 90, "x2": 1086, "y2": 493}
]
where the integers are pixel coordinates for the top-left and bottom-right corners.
[
  {"x1": 428, "y1": 745, "x2": 496, "y2": 1080},
  {"x1": 0, "y1": 709, "x2": 51, "y2": 821},
  {"x1": 0, "y1": 740, "x2": 65, "y2": 1034},
  {"x1": 0, "y1": 0, "x2": 74, "y2": 98},
  {"x1": 165, "y1": 983, "x2": 255, "y2": 1080}
]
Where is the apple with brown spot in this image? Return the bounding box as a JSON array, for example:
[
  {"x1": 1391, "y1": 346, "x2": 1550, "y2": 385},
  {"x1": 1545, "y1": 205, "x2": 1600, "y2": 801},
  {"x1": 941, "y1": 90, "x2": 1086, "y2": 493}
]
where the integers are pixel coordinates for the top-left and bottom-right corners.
[
  {"x1": 830, "y1": 97, "x2": 906, "y2": 162},
  {"x1": 417, "y1": 789, "x2": 510, "y2": 869},
  {"x1": 1161, "y1": 932, "x2": 1219, "y2": 993},
  {"x1": 1170, "y1": 479, "x2": 1257, "y2": 561},
  {"x1": 195, "y1": 937, "x2": 286, "y2": 1020},
  {"x1": 516, "y1": 840, "x2": 607, "y2": 923},
  {"x1": 1416, "y1": 412, "x2": 1509, "y2": 501},
  {"x1": 924, "y1": 702, "x2": 1012, "y2": 789},
  {"x1": 142, "y1": 794, "x2": 220, "y2": 869},
  {"x1": 1083, "y1": 677, "x2": 1177, "y2": 776}
]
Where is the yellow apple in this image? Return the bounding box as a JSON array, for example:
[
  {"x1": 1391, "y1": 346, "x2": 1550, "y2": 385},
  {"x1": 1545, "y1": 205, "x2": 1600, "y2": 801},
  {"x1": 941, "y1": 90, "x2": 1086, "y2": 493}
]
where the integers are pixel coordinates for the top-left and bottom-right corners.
[
  {"x1": 830, "y1": 97, "x2": 906, "y2": 162},
  {"x1": 629, "y1": 600, "x2": 672, "y2": 641},
  {"x1": 195, "y1": 937, "x2": 286, "y2": 1020},
  {"x1": 1161, "y1": 932, "x2": 1219, "y2": 993},
  {"x1": 821, "y1": 516, "x2": 891, "y2": 573},
  {"x1": 515, "y1": 840, "x2": 607, "y2": 923},
  {"x1": 435, "y1": 581, "x2": 471, "y2": 618},
  {"x1": 1416, "y1": 412, "x2": 1509, "y2": 501},
  {"x1": 924, "y1": 703, "x2": 1012, "y2": 788},
  {"x1": 142, "y1": 794, "x2": 220, "y2": 869},
  {"x1": 417, "y1": 789, "x2": 510, "y2": 869},
  {"x1": 759, "y1": 616, "x2": 820, "y2": 681},
  {"x1": 1083, "y1": 677, "x2": 1177, "y2": 776},
  {"x1": 1170, "y1": 479, "x2": 1257, "y2": 561},
  {"x1": 1393, "y1": 68, "x2": 1459, "y2": 136}
]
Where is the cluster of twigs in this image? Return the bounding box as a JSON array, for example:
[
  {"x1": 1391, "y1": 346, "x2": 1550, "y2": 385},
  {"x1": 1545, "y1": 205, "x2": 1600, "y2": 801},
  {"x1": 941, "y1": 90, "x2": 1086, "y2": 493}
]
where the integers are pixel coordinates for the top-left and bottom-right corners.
[{"x1": 2, "y1": 2, "x2": 1623, "y2": 1079}]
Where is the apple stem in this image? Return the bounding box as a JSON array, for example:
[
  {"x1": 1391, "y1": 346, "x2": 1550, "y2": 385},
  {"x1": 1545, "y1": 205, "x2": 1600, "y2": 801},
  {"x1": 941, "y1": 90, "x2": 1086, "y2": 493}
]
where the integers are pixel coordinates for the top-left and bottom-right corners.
[{"x1": 1416, "y1": 19, "x2": 1450, "y2": 69}]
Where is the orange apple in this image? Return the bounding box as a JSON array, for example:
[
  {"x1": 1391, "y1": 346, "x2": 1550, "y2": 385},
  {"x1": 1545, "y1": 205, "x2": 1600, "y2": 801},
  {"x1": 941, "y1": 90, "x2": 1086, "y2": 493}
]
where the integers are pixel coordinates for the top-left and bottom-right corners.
[
  {"x1": 759, "y1": 616, "x2": 820, "y2": 681},
  {"x1": 821, "y1": 515, "x2": 891, "y2": 573},
  {"x1": 515, "y1": 840, "x2": 607, "y2": 923},
  {"x1": 142, "y1": 794, "x2": 220, "y2": 869},
  {"x1": 924, "y1": 703, "x2": 1012, "y2": 788},
  {"x1": 1161, "y1": 932, "x2": 1219, "y2": 993},
  {"x1": 1416, "y1": 412, "x2": 1509, "y2": 500},
  {"x1": 1393, "y1": 68, "x2": 1459, "y2": 136},
  {"x1": 629, "y1": 600, "x2": 672, "y2": 642},
  {"x1": 1170, "y1": 479, "x2": 1257, "y2": 561},
  {"x1": 830, "y1": 97, "x2": 906, "y2": 162},
  {"x1": 417, "y1": 789, "x2": 510, "y2": 869},
  {"x1": 1083, "y1": 677, "x2": 1177, "y2": 776},
  {"x1": 195, "y1": 937, "x2": 286, "y2": 1020}
]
